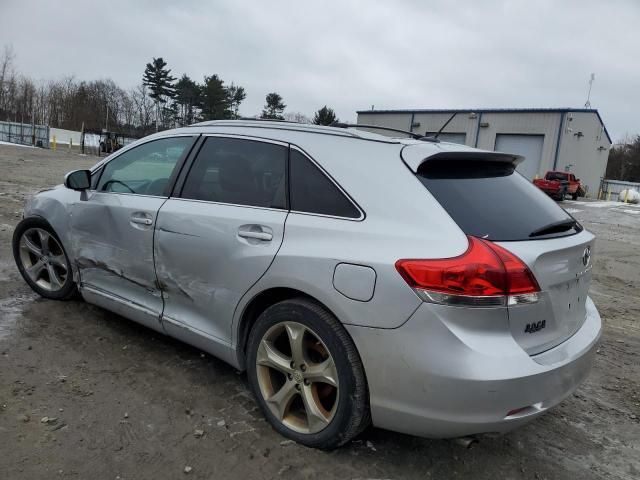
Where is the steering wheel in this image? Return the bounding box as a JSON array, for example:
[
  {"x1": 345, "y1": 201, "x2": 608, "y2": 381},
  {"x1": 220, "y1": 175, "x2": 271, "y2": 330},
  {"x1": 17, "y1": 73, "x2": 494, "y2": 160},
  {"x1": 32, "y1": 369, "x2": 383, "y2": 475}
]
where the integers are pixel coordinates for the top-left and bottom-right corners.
[
  {"x1": 145, "y1": 178, "x2": 169, "y2": 196},
  {"x1": 101, "y1": 179, "x2": 135, "y2": 193}
]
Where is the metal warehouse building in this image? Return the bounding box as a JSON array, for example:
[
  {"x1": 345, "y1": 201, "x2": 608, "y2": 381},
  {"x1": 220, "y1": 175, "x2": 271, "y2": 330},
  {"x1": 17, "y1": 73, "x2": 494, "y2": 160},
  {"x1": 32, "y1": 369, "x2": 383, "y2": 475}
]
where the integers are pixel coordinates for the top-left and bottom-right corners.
[{"x1": 357, "y1": 108, "x2": 612, "y2": 197}]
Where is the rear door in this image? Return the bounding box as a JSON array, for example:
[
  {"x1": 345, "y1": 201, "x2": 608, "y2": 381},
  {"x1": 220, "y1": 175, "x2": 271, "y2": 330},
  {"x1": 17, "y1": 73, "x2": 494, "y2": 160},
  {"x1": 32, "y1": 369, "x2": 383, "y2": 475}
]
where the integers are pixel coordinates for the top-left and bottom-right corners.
[
  {"x1": 70, "y1": 135, "x2": 196, "y2": 332},
  {"x1": 155, "y1": 135, "x2": 288, "y2": 347},
  {"x1": 409, "y1": 152, "x2": 593, "y2": 355}
]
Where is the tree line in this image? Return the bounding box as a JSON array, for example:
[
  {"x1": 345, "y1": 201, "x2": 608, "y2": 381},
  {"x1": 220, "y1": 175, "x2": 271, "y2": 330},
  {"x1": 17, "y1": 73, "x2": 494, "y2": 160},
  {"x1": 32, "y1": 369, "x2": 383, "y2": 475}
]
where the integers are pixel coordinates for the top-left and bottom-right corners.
[
  {"x1": 605, "y1": 135, "x2": 640, "y2": 183},
  {"x1": 0, "y1": 46, "x2": 339, "y2": 138}
]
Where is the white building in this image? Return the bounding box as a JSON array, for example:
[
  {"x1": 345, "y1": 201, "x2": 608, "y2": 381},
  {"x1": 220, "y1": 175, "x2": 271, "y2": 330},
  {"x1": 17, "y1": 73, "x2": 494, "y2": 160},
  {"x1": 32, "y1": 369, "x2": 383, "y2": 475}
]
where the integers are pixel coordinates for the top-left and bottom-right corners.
[{"x1": 357, "y1": 108, "x2": 612, "y2": 197}]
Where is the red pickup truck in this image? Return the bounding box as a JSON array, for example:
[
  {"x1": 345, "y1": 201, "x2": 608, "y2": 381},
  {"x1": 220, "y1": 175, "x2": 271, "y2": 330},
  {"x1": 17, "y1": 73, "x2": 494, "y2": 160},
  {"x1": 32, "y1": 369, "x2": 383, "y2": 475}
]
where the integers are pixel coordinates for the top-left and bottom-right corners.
[{"x1": 533, "y1": 171, "x2": 584, "y2": 201}]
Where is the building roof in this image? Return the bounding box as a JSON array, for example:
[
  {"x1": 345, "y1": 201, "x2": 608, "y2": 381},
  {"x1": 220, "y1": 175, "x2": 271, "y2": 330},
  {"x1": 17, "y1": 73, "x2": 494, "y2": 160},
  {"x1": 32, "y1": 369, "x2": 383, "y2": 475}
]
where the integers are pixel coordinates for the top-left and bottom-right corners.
[{"x1": 356, "y1": 108, "x2": 612, "y2": 143}]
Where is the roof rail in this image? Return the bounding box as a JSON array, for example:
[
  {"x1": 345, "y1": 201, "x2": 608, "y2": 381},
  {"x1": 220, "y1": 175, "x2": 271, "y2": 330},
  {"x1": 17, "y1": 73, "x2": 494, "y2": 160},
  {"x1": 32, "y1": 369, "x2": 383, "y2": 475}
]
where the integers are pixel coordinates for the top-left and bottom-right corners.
[
  {"x1": 188, "y1": 119, "x2": 366, "y2": 140},
  {"x1": 330, "y1": 122, "x2": 440, "y2": 142},
  {"x1": 236, "y1": 117, "x2": 300, "y2": 124}
]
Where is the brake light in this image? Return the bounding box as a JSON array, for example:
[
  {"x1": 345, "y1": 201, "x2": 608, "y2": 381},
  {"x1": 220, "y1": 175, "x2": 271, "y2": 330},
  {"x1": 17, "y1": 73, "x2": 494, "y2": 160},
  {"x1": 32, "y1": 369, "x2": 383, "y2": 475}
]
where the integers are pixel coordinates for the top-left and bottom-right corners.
[{"x1": 395, "y1": 236, "x2": 540, "y2": 307}]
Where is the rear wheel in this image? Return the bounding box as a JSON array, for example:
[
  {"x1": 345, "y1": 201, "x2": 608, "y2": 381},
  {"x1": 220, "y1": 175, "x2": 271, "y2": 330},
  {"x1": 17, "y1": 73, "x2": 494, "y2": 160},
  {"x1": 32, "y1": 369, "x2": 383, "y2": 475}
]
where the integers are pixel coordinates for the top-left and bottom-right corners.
[
  {"x1": 12, "y1": 217, "x2": 76, "y2": 300},
  {"x1": 246, "y1": 298, "x2": 369, "y2": 449}
]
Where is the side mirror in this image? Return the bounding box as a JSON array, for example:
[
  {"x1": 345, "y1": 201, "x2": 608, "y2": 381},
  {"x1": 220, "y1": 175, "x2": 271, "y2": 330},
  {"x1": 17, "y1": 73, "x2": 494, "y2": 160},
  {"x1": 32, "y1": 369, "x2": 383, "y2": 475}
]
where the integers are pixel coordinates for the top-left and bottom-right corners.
[{"x1": 64, "y1": 169, "x2": 91, "y2": 191}]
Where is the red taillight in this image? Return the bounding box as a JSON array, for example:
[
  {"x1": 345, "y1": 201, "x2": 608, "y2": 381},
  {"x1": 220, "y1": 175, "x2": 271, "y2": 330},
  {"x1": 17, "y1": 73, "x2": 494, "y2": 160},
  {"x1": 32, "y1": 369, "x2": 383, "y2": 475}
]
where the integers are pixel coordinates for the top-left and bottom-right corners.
[{"x1": 395, "y1": 236, "x2": 540, "y2": 307}]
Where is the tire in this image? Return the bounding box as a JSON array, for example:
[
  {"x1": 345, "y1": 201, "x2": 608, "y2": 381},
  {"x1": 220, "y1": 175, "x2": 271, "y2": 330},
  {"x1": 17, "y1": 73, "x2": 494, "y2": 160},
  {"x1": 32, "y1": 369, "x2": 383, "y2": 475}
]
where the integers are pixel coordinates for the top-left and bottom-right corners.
[
  {"x1": 571, "y1": 191, "x2": 578, "y2": 200},
  {"x1": 246, "y1": 298, "x2": 370, "y2": 449},
  {"x1": 12, "y1": 217, "x2": 77, "y2": 300}
]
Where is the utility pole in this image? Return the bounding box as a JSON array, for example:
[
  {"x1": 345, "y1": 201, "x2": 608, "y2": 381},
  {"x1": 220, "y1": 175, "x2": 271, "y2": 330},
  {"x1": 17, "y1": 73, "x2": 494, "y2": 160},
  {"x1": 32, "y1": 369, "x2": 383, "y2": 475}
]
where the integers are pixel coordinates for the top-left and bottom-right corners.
[{"x1": 105, "y1": 103, "x2": 109, "y2": 131}]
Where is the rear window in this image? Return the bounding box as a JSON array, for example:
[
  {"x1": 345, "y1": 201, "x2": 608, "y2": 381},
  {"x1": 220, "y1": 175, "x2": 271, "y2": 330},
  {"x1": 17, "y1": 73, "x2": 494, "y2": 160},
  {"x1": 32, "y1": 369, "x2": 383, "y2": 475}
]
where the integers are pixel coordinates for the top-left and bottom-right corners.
[
  {"x1": 546, "y1": 172, "x2": 568, "y2": 181},
  {"x1": 416, "y1": 160, "x2": 579, "y2": 241}
]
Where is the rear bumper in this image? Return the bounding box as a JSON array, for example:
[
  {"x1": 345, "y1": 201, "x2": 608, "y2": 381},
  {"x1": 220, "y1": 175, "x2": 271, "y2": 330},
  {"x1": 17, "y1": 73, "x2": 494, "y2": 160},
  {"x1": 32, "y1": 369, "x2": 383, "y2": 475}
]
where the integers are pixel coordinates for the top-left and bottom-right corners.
[
  {"x1": 345, "y1": 297, "x2": 601, "y2": 438},
  {"x1": 537, "y1": 186, "x2": 561, "y2": 195}
]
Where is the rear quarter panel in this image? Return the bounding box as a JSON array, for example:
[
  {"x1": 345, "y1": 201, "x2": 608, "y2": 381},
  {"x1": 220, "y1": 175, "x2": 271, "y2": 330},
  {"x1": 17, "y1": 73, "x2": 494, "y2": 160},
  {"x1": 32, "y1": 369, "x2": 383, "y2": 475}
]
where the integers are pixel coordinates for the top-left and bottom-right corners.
[{"x1": 232, "y1": 135, "x2": 470, "y2": 344}]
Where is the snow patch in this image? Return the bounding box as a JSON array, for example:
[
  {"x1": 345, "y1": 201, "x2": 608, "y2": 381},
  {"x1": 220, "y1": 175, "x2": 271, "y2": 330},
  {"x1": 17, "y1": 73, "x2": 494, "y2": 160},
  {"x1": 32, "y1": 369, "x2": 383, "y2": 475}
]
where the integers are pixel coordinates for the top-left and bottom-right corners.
[{"x1": 0, "y1": 140, "x2": 35, "y2": 148}]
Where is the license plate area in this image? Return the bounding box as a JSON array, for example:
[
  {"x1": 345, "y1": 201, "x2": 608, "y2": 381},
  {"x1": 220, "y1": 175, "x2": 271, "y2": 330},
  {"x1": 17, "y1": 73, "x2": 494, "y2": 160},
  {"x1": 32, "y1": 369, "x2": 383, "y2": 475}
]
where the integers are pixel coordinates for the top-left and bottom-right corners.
[{"x1": 548, "y1": 273, "x2": 590, "y2": 335}]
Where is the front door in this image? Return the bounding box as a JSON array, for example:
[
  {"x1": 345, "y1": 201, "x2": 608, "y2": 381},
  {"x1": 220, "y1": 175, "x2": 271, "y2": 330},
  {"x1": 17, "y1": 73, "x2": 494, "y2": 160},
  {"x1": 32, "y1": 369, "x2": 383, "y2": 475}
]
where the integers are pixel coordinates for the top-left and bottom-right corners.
[
  {"x1": 155, "y1": 136, "x2": 288, "y2": 353},
  {"x1": 69, "y1": 135, "x2": 196, "y2": 331}
]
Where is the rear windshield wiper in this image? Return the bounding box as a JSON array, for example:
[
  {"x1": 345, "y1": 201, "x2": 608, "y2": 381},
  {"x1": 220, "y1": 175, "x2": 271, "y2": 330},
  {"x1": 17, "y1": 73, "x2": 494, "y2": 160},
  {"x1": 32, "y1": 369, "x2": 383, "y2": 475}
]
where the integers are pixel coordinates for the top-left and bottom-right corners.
[{"x1": 529, "y1": 219, "x2": 579, "y2": 238}]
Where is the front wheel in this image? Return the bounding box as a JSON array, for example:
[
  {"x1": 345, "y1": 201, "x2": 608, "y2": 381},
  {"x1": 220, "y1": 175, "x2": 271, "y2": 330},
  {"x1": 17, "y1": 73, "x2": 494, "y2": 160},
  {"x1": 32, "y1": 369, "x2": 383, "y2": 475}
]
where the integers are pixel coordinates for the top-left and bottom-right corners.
[
  {"x1": 246, "y1": 298, "x2": 370, "y2": 449},
  {"x1": 12, "y1": 217, "x2": 77, "y2": 300}
]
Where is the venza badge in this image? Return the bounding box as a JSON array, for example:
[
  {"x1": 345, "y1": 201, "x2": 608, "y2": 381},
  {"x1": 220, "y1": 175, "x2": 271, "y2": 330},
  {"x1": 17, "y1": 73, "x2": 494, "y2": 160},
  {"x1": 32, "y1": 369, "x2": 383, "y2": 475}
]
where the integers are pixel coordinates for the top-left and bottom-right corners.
[{"x1": 525, "y1": 320, "x2": 546, "y2": 334}]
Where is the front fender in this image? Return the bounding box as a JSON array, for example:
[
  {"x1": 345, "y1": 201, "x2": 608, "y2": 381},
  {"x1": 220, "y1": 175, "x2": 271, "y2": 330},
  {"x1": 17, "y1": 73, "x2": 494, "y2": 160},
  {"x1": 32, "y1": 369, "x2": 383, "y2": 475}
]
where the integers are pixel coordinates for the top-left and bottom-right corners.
[{"x1": 24, "y1": 186, "x2": 82, "y2": 279}]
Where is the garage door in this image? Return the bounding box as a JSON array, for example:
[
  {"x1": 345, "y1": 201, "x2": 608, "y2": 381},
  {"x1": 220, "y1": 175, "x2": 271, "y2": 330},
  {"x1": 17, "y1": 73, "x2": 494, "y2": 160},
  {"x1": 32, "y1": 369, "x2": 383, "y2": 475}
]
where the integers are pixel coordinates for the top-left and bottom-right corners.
[
  {"x1": 495, "y1": 134, "x2": 544, "y2": 180},
  {"x1": 427, "y1": 132, "x2": 467, "y2": 145}
]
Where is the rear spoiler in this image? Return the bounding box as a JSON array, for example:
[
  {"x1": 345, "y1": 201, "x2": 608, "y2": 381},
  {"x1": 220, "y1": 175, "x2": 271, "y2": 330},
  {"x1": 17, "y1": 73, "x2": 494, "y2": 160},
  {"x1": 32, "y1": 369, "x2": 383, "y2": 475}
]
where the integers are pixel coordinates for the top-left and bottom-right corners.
[{"x1": 401, "y1": 145, "x2": 524, "y2": 173}]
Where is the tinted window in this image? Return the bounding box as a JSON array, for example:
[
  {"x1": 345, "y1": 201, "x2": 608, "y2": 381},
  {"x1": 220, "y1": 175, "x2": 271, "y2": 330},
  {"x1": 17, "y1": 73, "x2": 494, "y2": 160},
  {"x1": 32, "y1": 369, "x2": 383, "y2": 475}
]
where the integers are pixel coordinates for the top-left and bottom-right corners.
[
  {"x1": 96, "y1": 137, "x2": 193, "y2": 196},
  {"x1": 181, "y1": 137, "x2": 287, "y2": 209},
  {"x1": 417, "y1": 160, "x2": 579, "y2": 241},
  {"x1": 546, "y1": 172, "x2": 568, "y2": 181},
  {"x1": 289, "y1": 150, "x2": 360, "y2": 218}
]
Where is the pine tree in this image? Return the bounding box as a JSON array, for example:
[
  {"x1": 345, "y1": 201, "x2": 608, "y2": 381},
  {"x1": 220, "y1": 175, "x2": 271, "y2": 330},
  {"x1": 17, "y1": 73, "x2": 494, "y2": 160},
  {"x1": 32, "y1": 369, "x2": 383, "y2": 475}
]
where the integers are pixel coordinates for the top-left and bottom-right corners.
[
  {"x1": 200, "y1": 75, "x2": 232, "y2": 120},
  {"x1": 261, "y1": 92, "x2": 286, "y2": 120},
  {"x1": 313, "y1": 106, "x2": 337, "y2": 126},
  {"x1": 142, "y1": 57, "x2": 175, "y2": 130},
  {"x1": 227, "y1": 83, "x2": 246, "y2": 119},
  {"x1": 174, "y1": 74, "x2": 201, "y2": 125}
]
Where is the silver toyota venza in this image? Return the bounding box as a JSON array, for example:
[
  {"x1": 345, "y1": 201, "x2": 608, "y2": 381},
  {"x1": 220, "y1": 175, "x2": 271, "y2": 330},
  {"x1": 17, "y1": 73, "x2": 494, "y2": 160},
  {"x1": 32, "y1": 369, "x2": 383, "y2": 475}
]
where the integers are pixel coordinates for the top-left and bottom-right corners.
[{"x1": 13, "y1": 120, "x2": 601, "y2": 449}]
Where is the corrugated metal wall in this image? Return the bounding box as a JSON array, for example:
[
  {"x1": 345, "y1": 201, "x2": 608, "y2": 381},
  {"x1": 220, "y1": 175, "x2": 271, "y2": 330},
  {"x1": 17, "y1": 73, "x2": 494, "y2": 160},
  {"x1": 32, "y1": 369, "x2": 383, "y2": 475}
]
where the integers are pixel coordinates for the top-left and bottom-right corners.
[{"x1": 357, "y1": 110, "x2": 611, "y2": 196}]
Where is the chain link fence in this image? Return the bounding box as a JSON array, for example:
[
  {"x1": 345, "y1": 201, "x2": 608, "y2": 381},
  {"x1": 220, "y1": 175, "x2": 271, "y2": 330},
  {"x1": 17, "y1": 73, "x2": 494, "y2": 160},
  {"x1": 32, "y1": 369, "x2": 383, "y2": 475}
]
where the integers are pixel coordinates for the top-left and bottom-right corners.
[
  {"x1": 598, "y1": 178, "x2": 640, "y2": 201},
  {"x1": 0, "y1": 120, "x2": 49, "y2": 147}
]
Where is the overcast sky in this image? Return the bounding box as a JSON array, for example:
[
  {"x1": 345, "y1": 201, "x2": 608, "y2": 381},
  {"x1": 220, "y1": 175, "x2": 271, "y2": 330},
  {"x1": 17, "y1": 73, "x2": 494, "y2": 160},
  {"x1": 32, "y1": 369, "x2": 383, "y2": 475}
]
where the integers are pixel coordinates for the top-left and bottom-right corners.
[{"x1": 1, "y1": 0, "x2": 637, "y2": 140}]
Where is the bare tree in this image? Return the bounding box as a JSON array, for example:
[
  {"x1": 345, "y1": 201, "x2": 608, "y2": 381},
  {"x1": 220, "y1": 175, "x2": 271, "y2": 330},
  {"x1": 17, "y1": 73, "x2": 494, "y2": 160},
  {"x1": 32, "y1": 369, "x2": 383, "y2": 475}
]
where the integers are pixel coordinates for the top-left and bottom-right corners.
[
  {"x1": 0, "y1": 44, "x2": 16, "y2": 118},
  {"x1": 131, "y1": 84, "x2": 155, "y2": 135},
  {"x1": 284, "y1": 111, "x2": 311, "y2": 124}
]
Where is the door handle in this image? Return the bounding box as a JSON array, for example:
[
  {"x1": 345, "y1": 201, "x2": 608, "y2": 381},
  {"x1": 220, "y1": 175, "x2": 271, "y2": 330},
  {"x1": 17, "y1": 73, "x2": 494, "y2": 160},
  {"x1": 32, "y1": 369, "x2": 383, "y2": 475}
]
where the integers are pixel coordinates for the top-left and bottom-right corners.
[
  {"x1": 130, "y1": 214, "x2": 153, "y2": 226},
  {"x1": 238, "y1": 230, "x2": 273, "y2": 241}
]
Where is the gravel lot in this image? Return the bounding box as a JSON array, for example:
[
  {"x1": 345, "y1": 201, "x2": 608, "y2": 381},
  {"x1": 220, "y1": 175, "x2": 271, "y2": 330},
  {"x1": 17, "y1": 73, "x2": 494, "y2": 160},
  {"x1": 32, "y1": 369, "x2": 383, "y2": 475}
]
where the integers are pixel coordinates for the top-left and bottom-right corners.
[{"x1": 0, "y1": 144, "x2": 638, "y2": 480}]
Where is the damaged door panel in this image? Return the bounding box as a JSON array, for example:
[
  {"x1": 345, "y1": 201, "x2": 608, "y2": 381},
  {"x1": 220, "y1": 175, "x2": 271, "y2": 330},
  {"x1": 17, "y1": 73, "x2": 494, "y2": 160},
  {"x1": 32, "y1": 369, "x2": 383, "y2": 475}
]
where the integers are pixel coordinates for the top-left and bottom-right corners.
[
  {"x1": 71, "y1": 194, "x2": 167, "y2": 332},
  {"x1": 70, "y1": 136, "x2": 196, "y2": 332},
  {"x1": 155, "y1": 202, "x2": 287, "y2": 353},
  {"x1": 155, "y1": 135, "x2": 288, "y2": 350}
]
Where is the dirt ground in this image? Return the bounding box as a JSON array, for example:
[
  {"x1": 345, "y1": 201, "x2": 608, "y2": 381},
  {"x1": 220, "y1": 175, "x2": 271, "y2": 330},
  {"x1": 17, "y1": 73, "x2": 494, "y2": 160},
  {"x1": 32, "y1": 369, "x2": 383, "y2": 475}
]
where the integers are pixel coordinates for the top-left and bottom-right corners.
[{"x1": 0, "y1": 144, "x2": 638, "y2": 480}]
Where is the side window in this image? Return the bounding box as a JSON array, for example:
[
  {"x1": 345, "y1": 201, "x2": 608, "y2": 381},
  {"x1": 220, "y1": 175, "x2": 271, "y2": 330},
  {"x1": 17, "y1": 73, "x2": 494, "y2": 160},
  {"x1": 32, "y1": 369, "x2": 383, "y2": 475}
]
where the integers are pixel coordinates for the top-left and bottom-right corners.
[
  {"x1": 181, "y1": 137, "x2": 287, "y2": 209},
  {"x1": 289, "y1": 149, "x2": 361, "y2": 219},
  {"x1": 96, "y1": 137, "x2": 193, "y2": 196}
]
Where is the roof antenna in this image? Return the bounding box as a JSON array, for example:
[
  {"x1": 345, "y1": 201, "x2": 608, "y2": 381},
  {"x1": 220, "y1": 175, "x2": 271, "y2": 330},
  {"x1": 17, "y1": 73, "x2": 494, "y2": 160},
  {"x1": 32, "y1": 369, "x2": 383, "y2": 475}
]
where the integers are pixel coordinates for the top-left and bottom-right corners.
[
  {"x1": 431, "y1": 112, "x2": 458, "y2": 139},
  {"x1": 584, "y1": 73, "x2": 595, "y2": 109}
]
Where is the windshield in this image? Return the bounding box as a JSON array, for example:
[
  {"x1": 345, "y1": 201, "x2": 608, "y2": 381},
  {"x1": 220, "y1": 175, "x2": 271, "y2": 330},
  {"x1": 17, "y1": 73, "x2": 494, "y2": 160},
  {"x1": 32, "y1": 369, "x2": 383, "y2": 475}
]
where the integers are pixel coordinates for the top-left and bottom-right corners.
[{"x1": 416, "y1": 160, "x2": 580, "y2": 241}]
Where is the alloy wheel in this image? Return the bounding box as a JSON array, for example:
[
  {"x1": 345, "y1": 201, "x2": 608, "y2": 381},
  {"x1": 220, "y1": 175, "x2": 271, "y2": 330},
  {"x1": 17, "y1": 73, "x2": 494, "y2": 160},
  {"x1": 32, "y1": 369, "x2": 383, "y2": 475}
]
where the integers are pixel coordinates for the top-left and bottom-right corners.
[
  {"x1": 255, "y1": 321, "x2": 339, "y2": 434},
  {"x1": 18, "y1": 227, "x2": 68, "y2": 292}
]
